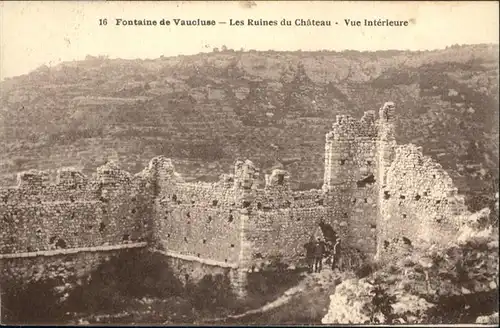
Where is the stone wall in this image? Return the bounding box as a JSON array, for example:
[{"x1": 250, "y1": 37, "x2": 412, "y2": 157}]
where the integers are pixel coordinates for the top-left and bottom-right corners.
[
  {"x1": 153, "y1": 180, "x2": 244, "y2": 266},
  {"x1": 323, "y1": 110, "x2": 381, "y2": 256},
  {"x1": 377, "y1": 143, "x2": 471, "y2": 259},
  {"x1": 0, "y1": 245, "x2": 146, "y2": 285},
  {"x1": 243, "y1": 188, "x2": 331, "y2": 269},
  {"x1": 0, "y1": 101, "x2": 476, "y2": 297},
  {"x1": 152, "y1": 250, "x2": 233, "y2": 287},
  {"x1": 0, "y1": 162, "x2": 153, "y2": 255}
]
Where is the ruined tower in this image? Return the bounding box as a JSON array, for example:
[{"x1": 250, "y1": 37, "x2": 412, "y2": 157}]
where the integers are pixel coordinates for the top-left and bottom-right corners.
[{"x1": 322, "y1": 103, "x2": 396, "y2": 258}]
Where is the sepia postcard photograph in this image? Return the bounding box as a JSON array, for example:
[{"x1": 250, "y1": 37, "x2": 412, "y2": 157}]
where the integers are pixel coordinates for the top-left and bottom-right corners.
[{"x1": 0, "y1": 0, "x2": 498, "y2": 326}]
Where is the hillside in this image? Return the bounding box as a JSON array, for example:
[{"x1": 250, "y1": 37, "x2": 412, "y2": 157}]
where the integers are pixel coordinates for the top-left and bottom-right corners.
[{"x1": 0, "y1": 44, "x2": 498, "y2": 211}]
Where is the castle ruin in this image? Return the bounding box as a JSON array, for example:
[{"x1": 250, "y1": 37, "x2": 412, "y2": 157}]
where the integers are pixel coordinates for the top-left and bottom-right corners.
[{"x1": 0, "y1": 102, "x2": 473, "y2": 297}]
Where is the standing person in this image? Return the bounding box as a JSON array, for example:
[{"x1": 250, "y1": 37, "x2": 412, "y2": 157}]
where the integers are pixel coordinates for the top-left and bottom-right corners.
[
  {"x1": 332, "y1": 232, "x2": 341, "y2": 270},
  {"x1": 314, "y1": 237, "x2": 326, "y2": 273},
  {"x1": 303, "y1": 236, "x2": 315, "y2": 273}
]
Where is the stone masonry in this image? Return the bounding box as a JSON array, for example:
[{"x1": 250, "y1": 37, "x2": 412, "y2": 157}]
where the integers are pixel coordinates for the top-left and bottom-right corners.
[{"x1": 0, "y1": 102, "x2": 473, "y2": 297}]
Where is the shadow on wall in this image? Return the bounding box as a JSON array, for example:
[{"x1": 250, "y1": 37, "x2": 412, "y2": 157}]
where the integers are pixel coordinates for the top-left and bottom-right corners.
[
  {"x1": 1, "y1": 250, "x2": 307, "y2": 325},
  {"x1": 0, "y1": 250, "x2": 235, "y2": 324}
]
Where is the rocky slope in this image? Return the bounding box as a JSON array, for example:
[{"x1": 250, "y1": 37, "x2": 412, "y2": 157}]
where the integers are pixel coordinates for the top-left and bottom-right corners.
[
  {"x1": 0, "y1": 44, "x2": 498, "y2": 210},
  {"x1": 322, "y1": 210, "x2": 499, "y2": 324}
]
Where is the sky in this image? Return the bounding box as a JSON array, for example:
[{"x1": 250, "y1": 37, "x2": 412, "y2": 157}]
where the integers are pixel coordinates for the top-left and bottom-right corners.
[{"x1": 1, "y1": 1, "x2": 498, "y2": 79}]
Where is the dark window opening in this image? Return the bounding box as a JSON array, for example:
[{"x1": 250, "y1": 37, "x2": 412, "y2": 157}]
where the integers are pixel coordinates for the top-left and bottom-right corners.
[
  {"x1": 172, "y1": 194, "x2": 177, "y2": 202},
  {"x1": 370, "y1": 224, "x2": 376, "y2": 229},
  {"x1": 277, "y1": 174, "x2": 285, "y2": 185},
  {"x1": 167, "y1": 233, "x2": 171, "y2": 238},
  {"x1": 122, "y1": 234, "x2": 130, "y2": 241},
  {"x1": 423, "y1": 191, "x2": 428, "y2": 196},
  {"x1": 343, "y1": 213, "x2": 348, "y2": 218},
  {"x1": 366, "y1": 160, "x2": 372, "y2": 165},
  {"x1": 131, "y1": 208, "x2": 137, "y2": 214},
  {"x1": 187, "y1": 220, "x2": 190, "y2": 224},
  {"x1": 197, "y1": 253, "x2": 201, "y2": 257},
  {"x1": 364, "y1": 198, "x2": 368, "y2": 203},
  {"x1": 340, "y1": 159, "x2": 346, "y2": 165},
  {"x1": 257, "y1": 202, "x2": 262, "y2": 209},
  {"x1": 255, "y1": 253, "x2": 263, "y2": 259},
  {"x1": 212, "y1": 200, "x2": 218, "y2": 206},
  {"x1": 99, "y1": 222, "x2": 106, "y2": 232},
  {"x1": 384, "y1": 240, "x2": 390, "y2": 249},
  {"x1": 186, "y1": 212, "x2": 191, "y2": 218},
  {"x1": 315, "y1": 199, "x2": 324, "y2": 206},
  {"x1": 352, "y1": 198, "x2": 356, "y2": 204},
  {"x1": 56, "y1": 238, "x2": 67, "y2": 249},
  {"x1": 296, "y1": 217, "x2": 301, "y2": 221},
  {"x1": 356, "y1": 174, "x2": 376, "y2": 188},
  {"x1": 243, "y1": 201, "x2": 251, "y2": 208},
  {"x1": 402, "y1": 237, "x2": 412, "y2": 246},
  {"x1": 184, "y1": 237, "x2": 188, "y2": 242},
  {"x1": 432, "y1": 174, "x2": 436, "y2": 179},
  {"x1": 207, "y1": 216, "x2": 212, "y2": 223},
  {"x1": 230, "y1": 244, "x2": 235, "y2": 248},
  {"x1": 224, "y1": 259, "x2": 228, "y2": 263},
  {"x1": 163, "y1": 216, "x2": 168, "y2": 220},
  {"x1": 228, "y1": 215, "x2": 234, "y2": 223},
  {"x1": 400, "y1": 195, "x2": 406, "y2": 200},
  {"x1": 436, "y1": 217, "x2": 443, "y2": 223},
  {"x1": 436, "y1": 200, "x2": 441, "y2": 204},
  {"x1": 415, "y1": 194, "x2": 421, "y2": 201},
  {"x1": 191, "y1": 200, "x2": 195, "y2": 204},
  {"x1": 202, "y1": 239, "x2": 206, "y2": 244},
  {"x1": 403, "y1": 214, "x2": 407, "y2": 218}
]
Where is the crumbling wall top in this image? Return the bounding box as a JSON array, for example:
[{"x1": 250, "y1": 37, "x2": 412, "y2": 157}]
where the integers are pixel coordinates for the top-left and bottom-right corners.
[
  {"x1": 390, "y1": 144, "x2": 457, "y2": 193},
  {"x1": 265, "y1": 169, "x2": 290, "y2": 190},
  {"x1": 234, "y1": 159, "x2": 259, "y2": 190},
  {"x1": 56, "y1": 167, "x2": 88, "y2": 188},
  {"x1": 379, "y1": 101, "x2": 396, "y2": 123},
  {"x1": 331, "y1": 110, "x2": 379, "y2": 139},
  {"x1": 148, "y1": 156, "x2": 175, "y2": 173},
  {"x1": 95, "y1": 160, "x2": 133, "y2": 185},
  {"x1": 16, "y1": 170, "x2": 50, "y2": 188}
]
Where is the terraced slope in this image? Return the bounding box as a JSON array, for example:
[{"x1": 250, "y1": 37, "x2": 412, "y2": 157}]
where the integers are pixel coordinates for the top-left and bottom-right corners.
[{"x1": 0, "y1": 44, "x2": 498, "y2": 210}]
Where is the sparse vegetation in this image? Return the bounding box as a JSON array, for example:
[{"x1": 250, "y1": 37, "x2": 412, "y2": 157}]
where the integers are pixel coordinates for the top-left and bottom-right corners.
[
  {"x1": 0, "y1": 45, "x2": 497, "y2": 213},
  {"x1": 1, "y1": 250, "x2": 306, "y2": 325},
  {"x1": 322, "y1": 217, "x2": 499, "y2": 324}
]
